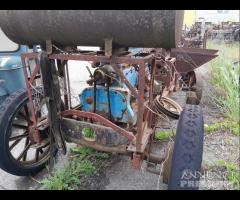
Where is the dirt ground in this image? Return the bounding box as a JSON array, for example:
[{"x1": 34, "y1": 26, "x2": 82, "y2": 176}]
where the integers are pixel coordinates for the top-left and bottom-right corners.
[{"x1": 0, "y1": 62, "x2": 239, "y2": 190}]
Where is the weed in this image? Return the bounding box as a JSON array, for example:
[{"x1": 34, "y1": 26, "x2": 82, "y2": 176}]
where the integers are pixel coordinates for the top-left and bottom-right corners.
[
  {"x1": 82, "y1": 128, "x2": 96, "y2": 139},
  {"x1": 207, "y1": 40, "x2": 239, "y2": 122},
  {"x1": 41, "y1": 146, "x2": 112, "y2": 190},
  {"x1": 95, "y1": 152, "x2": 110, "y2": 160},
  {"x1": 41, "y1": 158, "x2": 95, "y2": 190},
  {"x1": 154, "y1": 121, "x2": 239, "y2": 140},
  {"x1": 70, "y1": 146, "x2": 95, "y2": 155},
  {"x1": 70, "y1": 146, "x2": 110, "y2": 159},
  {"x1": 155, "y1": 130, "x2": 175, "y2": 140},
  {"x1": 204, "y1": 121, "x2": 239, "y2": 136},
  {"x1": 217, "y1": 160, "x2": 240, "y2": 190}
]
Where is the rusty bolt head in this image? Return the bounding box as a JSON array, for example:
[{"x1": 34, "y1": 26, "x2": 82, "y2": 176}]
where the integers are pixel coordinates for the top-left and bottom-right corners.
[
  {"x1": 132, "y1": 153, "x2": 142, "y2": 170},
  {"x1": 86, "y1": 96, "x2": 93, "y2": 104},
  {"x1": 28, "y1": 126, "x2": 40, "y2": 143}
]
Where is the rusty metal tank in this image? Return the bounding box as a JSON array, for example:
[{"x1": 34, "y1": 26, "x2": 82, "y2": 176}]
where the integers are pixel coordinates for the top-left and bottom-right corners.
[{"x1": 0, "y1": 10, "x2": 184, "y2": 49}]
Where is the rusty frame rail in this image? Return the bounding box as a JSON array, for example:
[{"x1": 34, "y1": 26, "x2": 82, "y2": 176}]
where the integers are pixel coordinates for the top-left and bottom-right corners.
[
  {"x1": 20, "y1": 50, "x2": 156, "y2": 169},
  {"x1": 19, "y1": 46, "x2": 217, "y2": 170},
  {"x1": 21, "y1": 53, "x2": 41, "y2": 143},
  {"x1": 61, "y1": 110, "x2": 135, "y2": 141},
  {"x1": 49, "y1": 53, "x2": 153, "y2": 160}
]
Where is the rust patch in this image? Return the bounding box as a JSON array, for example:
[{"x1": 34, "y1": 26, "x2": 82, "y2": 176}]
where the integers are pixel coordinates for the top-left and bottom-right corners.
[
  {"x1": 86, "y1": 96, "x2": 93, "y2": 104},
  {"x1": 132, "y1": 153, "x2": 142, "y2": 170}
]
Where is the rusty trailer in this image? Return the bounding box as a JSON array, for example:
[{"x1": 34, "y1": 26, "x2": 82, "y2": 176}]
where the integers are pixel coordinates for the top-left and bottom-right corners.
[{"x1": 0, "y1": 10, "x2": 218, "y2": 190}]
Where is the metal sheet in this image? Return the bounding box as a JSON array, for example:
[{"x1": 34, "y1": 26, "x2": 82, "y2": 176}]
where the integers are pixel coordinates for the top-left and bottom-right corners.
[
  {"x1": 61, "y1": 109, "x2": 136, "y2": 141},
  {"x1": 61, "y1": 118, "x2": 129, "y2": 146},
  {"x1": 171, "y1": 47, "x2": 219, "y2": 72},
  {"x1": 0, "y1": 10, "x2": 184, "y2": 49}
]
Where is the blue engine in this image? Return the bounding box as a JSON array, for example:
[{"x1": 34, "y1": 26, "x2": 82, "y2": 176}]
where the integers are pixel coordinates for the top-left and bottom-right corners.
[{"x1": 79, "y1": 64, "x2": 138, "y2": 125}]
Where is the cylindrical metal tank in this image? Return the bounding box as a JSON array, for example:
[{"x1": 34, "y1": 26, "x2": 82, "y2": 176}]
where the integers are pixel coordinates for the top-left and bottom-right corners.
[{"x1": 0, "y1": 10, "x2": 184, "y2": 49}]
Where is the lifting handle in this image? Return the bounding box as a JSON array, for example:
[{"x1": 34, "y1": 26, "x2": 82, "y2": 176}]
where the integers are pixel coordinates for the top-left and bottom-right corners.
[{"x1": 86, "y1": 66, "x2": 93, "y2": 78}]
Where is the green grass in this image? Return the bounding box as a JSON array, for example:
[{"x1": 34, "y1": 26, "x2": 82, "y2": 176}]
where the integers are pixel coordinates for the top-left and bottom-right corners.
[
  {"x1": 70, "y1": 146, "x2": 95, "y2": 155},
  {"x1": 41, "y1": 158, "x2": 95, "y2": 190},
  {"x1": 207, "y1": 40, "x2": 239, "y2": 123},
  {"x1": 41, "y1": 146, "x2": 110, "y2": 190},
  {"x1": 217, "y1": 160, "x2": 240, "y2": 190},
  {"x1": 204, "y1": 121, "x2": 240, "y2": 136},
  {"x1": 154, "y1": 120, "x2": 239, "y2": 141},
  {"x1": 154, "y1": 130, "x2": 175, "y2": 140},
  {"x1": 70, "y1": 146, "x2": 110, "y2": 160},
  {"x1": 82, "y1": 128, "x2": 96, "y2": 139}
]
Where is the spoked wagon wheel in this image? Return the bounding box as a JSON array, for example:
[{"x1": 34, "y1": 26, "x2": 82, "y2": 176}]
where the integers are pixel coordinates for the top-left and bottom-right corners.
[
  {"x1": 162, "y1": 104, "x2": 204, "y2": 190},
  {"x1": 0, "y1": 87, "x2": 54, "y2": 176}
]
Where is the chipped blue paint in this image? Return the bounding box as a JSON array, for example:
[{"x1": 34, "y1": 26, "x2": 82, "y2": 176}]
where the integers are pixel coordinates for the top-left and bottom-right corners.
[
  {"x1": 80, "y1": 86, "x2": 136, "y2": 125},
  {"x1": 0, "y1": 45, "x2": 28, "y2": 103}
]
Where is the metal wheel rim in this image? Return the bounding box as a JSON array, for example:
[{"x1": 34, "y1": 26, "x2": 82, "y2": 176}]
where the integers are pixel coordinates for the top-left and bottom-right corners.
[
  {"x1": 157, "y1": 96, "x2": 182, "y2": 115},
  {"x1": 8, "y1": 90, "x2": 51, "y2": 167}
]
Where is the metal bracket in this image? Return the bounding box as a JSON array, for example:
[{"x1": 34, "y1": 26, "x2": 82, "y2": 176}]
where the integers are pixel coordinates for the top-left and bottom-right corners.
[
  {"x1": 104, "y1": 38, "x2": 113, "y2": 58},
  {"x1": 28, "y1": 126, "x2": 40, "y2": 143},
  {"x1": 131, "y1": 153, "x2": 142, "y2": 170},
  {"x1": 46, "y1": 40, "x2": 53, "y2": 55}
]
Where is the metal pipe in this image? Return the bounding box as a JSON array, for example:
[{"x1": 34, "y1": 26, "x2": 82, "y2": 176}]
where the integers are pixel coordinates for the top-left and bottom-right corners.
[
  {"x1": 63, "y1": 62, "x2": 69, "y2": 110},
  {"x1": 106, "y1": 83, "x2": 112, "y2": 121},
  {"x1": 65, "y1": 62, "x2": 72, "y2": 109},
  {"x1": 136, "y1": 62, "x2": 146, "y2": 152}
]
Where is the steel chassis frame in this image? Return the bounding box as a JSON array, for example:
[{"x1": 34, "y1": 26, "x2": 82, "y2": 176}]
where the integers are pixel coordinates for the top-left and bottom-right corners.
[{"x1": 21, "y1": 50, "x2": 169, "y2": 169}]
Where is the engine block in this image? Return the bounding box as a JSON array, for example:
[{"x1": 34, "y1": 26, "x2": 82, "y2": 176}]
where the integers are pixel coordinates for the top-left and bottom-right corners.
[
  {"x1": 79, "y1": 86, "x2": 136, "y2": 125},
  {"x1": 79, "y1": 65, "x2": 139, "y2": 125}
]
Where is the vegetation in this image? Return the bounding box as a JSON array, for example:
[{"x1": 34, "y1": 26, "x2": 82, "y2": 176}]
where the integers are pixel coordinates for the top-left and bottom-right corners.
[
  {"x1": 207, "y1": 41, "x2": 239, "y2": 123},
  {"x1": 70, "y1": 145, "x2": 95, "y2": 155},
  {"x1": 217, "y1": 160, "x2": 240, "y2": 190},
  {"x1": 41, "y1": 159, "x2": 95, "y2": 190},
  {"x1": 155, "y1": 130, "x2": 175, "y2": 140},
  {"x1": 154, "y1": 120, "x2": 239, "y2": 141},
  {"x1": 204, "y1": 121, "x2": 239, "y2": 136},
  {"x1": 41, "y1": 146, "x2": 110, "y2": 190},
  {"x1": 82, "y1": 128, "x2": 96, "y2": 139},
  {"x1": 203, "y1": 160, "x2": 240, "y2": 190}
]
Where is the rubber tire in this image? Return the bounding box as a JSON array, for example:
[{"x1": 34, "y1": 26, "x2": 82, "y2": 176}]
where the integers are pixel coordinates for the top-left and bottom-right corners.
[
  {"x1": 0, "y1": 89, "x2": 53, "y2": 176},
  {"x1": 168, "y1": 104, "x2": 204, "y2": 190},
  {"x1": 186, "y1": 70, "x2": 203, "y2": 105}
]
